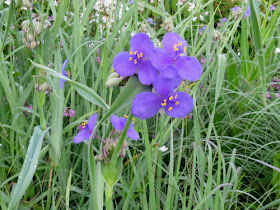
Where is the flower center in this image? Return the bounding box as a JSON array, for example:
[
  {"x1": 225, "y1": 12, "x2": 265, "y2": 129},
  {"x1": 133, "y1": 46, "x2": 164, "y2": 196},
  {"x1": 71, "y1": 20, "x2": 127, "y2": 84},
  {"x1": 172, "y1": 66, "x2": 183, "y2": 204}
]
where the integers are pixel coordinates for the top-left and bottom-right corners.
[
  {"x1": 129, "y1": 51, "x2": 143, "y2": 64},
  {"x1": 124, "y1": 115, "x2": 136, "y2": 124},
  {"x1": 81, "y1": 121, "x2": 88, "y2": 129},
  {"x1": 66, "y1": 71, "x2": 70, "y2": 77},
  {"x1": 173, "y1": 43, "x2": 187, "y2": 59},
  {"x1": 161, "y1": 94, "x2": 180, "y2": 111}
]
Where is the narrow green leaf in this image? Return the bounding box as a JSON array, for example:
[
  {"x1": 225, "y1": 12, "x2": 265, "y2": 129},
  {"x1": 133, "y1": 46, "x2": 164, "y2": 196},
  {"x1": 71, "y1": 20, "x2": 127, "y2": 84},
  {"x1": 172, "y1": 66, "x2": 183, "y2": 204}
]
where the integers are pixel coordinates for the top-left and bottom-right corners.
[
  {"x1": 8, "y1": 126, "x2": 48, "y2": 209},
  {"x1": 51, "y1": 0, "x2": 70, "y2": 36}
]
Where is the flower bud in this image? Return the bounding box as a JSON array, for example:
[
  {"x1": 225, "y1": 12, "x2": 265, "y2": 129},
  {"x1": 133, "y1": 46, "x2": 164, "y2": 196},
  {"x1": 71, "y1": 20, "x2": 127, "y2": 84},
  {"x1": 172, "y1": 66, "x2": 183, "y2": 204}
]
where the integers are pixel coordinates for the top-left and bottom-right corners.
[
  {"x1": 22, "y1": 0, "x2": 32, "y2": 8},
  {"x1": 40, "y1": 82, "x2": 50, "y2": 92},
  {"x1": 43, "y1": 20, "x2": 51, "y2": 28},
  {"x1": 28, "y1": 33, "x2": 34, "y2": 42},
  {"x1": 34, "y1": 21, "x2": 42, "y2": 35},
  {"x1": 107, "y1": 72, "x2": 120, "y2": 80},
  {"x1": 30, "y1": 40, "x2": 37, "y2": 49},
  {"x1": 106, "y1": 77, "x2": 124, "y2": 88},
  {"x1": 161, "y1": 17, "x2": 174, "y2": 32}
]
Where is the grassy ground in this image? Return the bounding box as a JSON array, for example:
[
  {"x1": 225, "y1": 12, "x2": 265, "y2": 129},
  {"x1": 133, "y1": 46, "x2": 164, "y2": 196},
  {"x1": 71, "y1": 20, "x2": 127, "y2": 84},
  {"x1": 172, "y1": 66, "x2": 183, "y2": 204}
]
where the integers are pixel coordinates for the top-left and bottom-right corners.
[{"x1": 0, "y1": 0, "x2": 280, "y2": 209}]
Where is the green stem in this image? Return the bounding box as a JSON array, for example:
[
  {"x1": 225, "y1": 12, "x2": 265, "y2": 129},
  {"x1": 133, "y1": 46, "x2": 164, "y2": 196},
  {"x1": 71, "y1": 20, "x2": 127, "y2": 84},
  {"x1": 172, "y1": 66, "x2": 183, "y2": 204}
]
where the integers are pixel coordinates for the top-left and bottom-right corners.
[{"x1": 105, "y1": 184, "x2": 113, "y2": 210}]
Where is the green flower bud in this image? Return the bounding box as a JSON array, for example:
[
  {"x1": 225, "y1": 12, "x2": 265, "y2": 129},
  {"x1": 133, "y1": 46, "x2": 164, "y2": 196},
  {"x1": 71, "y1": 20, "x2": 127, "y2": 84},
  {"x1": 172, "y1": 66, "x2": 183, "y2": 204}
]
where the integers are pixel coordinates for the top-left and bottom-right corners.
[
  {"x1": 106, "y1": 77, "x2": 124, "y2": 88},
  {"x1": 22, "y1": 0, "x2": 32, "y2": 8},
  {"x1": 34, "y1": 21, "x2": 41, "y2": 35},
  {"x1": 30, "y1": 40, "x2": 37, "y2": 49}
]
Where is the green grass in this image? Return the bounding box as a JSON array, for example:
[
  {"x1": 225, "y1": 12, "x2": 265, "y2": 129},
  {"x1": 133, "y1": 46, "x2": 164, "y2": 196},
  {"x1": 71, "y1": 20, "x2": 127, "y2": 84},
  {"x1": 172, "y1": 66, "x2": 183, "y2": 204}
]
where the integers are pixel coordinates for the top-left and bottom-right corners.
[{"x1": 0, "y1": 0, "x2": 280, "y2": 209}]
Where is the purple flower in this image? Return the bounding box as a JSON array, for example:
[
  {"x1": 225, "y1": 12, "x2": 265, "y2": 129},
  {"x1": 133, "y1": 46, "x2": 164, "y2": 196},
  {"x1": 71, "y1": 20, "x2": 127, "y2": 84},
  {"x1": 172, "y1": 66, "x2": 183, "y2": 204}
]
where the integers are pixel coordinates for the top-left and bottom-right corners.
[
  {"x1": 131, "y1": 91, "x2": 193, "y2": 119},
  {"x1": 231, "y1": 6, "x2": 240, "y2": 12},
  {"x1": 73, "y1": 113, "x2": 97, "y2": 144},
  {"x1": 146, "y1": 18, "x2": 156, "y2": 25},
  {"x1": 63, "y1": 108, "x2": 75, "y2": 117},
  {"x1": 113, "y1": 33, "x2": 158, "y2": 85},
  {"x1": 150, "y1": 32, "x2": 202, "y2": 81},
  {"x1": 60, "y1": 59, "x2": 70, "y2": 89},
  {"x1": 270, "y1": 4, "x2": 276, "y2": 11},
  {"x1": 245, "y1": 7, "x2": 250, "y2": 17},
  {"x1": 132, "y1": 68, "x2": 192, "y2": 119},
  {"x1": 111, "y1": 115, "x2": 139, "y2": 140},
  {"x1": 219, "y1": 18, "x2": 227, "y2": 22}
]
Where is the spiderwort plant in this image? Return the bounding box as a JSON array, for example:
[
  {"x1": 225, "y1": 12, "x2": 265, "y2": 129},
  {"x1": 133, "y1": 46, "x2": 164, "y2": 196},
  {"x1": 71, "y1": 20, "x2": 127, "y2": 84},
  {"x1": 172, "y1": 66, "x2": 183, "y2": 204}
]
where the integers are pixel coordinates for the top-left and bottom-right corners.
[
  {"x1": 150, "y1": 32, "x2": 202, "y2": 81},
  {"x1": 60, "y1": 59, "x2": 70, "y2": 89},
  {"x1": 113, "y1": 33, "x2": 159, "y2": 85}
]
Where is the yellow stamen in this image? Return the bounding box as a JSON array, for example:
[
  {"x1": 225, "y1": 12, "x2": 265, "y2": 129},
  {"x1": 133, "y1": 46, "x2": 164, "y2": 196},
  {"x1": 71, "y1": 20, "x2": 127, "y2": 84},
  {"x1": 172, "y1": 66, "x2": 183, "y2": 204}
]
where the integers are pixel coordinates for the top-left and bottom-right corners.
[
  {"x1": 164, "y1": 99, "x2": 167, "y2": 103},
  {"x1": 180, "y1": 53, "x2": 183, "y2": 56},
  {"x1": 134, "y1": 51, "x2": 138, "y2": 55},
  {"x1": 168, "y1": 107, "x2": 173, "y2": 111},
  {"x1": 132, "y1": 118, "x2": 135, "y2": 124},
  {"x1": 175, "y1": 95, "x2": 178, "y2": 99},
  {"x1": 67, "y1": 71, "x2": 70, "y2": 77},
  {"x1": 129, "y1": 57, "x2": 132, "y2": 60},
  {"x1": 140, "y1": 53, "x2": 143, "y2": 57},
  {"x1": 137, "y1": 54, "x2": 140, "y2": 59},
  {"x1": 174, "y1": 48, "x2": 179, "y2": 51},
  {"x1": 175, "y1": 101, "x2": 179, "y2": 105},
  {"x1": 129, "y1": 51, "x2": 133, "y2": 55},
  {"x1": 173, "y1": 44, "x2": 177, "y2": 48},
  {"x1": 161, "y1": 103, "x2": 166, "y2": 106},
  {"x1": 184, "y1": 46, "x2": 187, "y2": 52},
  {"x1": 124, "y1": 115, "x2": 128, "y2": 118},
  {"x1": 134, "y1": 59, "x2": 137, "y2": 64},
  {"x1": 178, "y1": 43, "x2": 182, "y2": 46},
  {"x1": 169, "y1": 96, "x2": 174, "y2": 101}
]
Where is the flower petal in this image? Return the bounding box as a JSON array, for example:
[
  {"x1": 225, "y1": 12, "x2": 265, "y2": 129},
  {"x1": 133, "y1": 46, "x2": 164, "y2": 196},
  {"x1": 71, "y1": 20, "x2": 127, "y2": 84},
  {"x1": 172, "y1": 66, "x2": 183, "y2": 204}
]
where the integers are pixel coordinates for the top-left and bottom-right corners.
[
  {"x1": 62, "y1": 59, "x2": 68, "y2": 72},
  {"x1": 175, "y1": 56, "x2": 202, "y2": 81},
  {"x1": 153, "y1": 66, "x2": 182, "y2": 97},
  {"x1": 127, "y1": 128, "x2": 140, "y2": 140},
  {"x1": 111, "y1": 115, "x2": 127, "y2": 131},
  {"x1": 73, "y1": 129, "x2": 91, "y2": 144},
  {"x1": 150, "y1": 48, "x2": 174, "y2": 70},
  {"x1": 60, "y1": 79, "x2": 66, "y2": 89},
  {"x1": 162, "y1": 32, "x2": 187, "y2": 52},
  {"x1": 138, "y1": 60, "x2": 159, "y2": 85},
  {"x1": 131, "y1": 92, "x2": 162, "y2": 120},
  {"x1": 130, "y1": 33, "x2": 155, "y2": 57},
  {"x1": 113, "y1": 52, "x2": 138, "y2": 77},
  {"x1": 164, "y1": 92, "x2": 193, "y2": 118},
  {"x1": 88, "y1": 113, "x2": 98, "y2": 130}
]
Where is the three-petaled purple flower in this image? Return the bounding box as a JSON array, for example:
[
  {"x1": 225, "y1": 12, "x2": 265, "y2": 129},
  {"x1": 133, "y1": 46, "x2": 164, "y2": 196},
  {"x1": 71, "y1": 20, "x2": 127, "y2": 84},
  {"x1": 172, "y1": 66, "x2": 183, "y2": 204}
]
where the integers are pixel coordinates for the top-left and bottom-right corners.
[
  {"x1": 73, "y1": 113, "x2": 97, "y2": 144},
  {"x1": 150, "y1": 32, "x2": 202, "y2": 81},
  {"x1": 131, "y1": 68, "x2": 193, "y2": 119},
  {"x1": 113, "y1": 33, "x2": 158, "y2": 85},
  {"x1": 270, "y1": 4, "x2": 276, "y2": 11},
  {"x1": 60, "y1": 59, "x2": 70, "y2": 89},
  {"x1": 111, "y1": 115, "x2": 139, "y2": 140}
]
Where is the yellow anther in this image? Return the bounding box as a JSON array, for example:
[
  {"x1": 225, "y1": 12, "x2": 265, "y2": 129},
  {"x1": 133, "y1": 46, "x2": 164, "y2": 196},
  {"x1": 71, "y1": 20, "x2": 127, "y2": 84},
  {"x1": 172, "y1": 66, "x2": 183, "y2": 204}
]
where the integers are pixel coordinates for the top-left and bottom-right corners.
[
  {"x1": 164, "y1": 99, "x2": 167, "y2": 103},
  {"x1": 134, "y1": 59, "x2": 137, "y2": 64},
  {"x1": 175, "y1": 101, "x2": 179, "y2": 105},
  {"x1": 67, "y1": 71, "x2": 71, "y2": 77},
  {"x1": 129, "y1": 57, "x2": 132, "y2": 60},
  {"x1": 180, "y1": 53, "x2": 184, "y2": 56},
  {"x1": 124, "y1": 115, "x2": 128, "y2": 118},
  {"x1": 132, "y1": 118, "x2": 135, "y2": 124},
  {"x1": 184, "y1": 46, "x2": 187, "y2": 52},
  {"x1": 173, "y1": 44, "x2": 177, "y2": 48},
  {"x1": 161, "y1": 103, "x2": 166, "y2": 106},
  {"x1": 168, "y1": 107, "x2": 173, "y2": 111},
  {"x1": 178, "y1": 43, "x2": 182, "y2": 46},
  {"x1": 169, "y1": 96, "x2": 174, "y2": 101},
  {"x1": 134, "y1": 51, "x2": 138, "y2": 55},
  {"x1": 129, "y1": 51, "x2": 133, "y2": 55},
  {"x1": 137, "y1": 54, "x2": 141, "y2": 59},
  {"x1": 174, "y1": 48, "x2": 179, "y2": 51},
  {"x1": 175, "y1": 95, "x2": 178, "y2": 99},
  {"x1": 140, "y1": 53, "x2": 143, "y2": 57}
]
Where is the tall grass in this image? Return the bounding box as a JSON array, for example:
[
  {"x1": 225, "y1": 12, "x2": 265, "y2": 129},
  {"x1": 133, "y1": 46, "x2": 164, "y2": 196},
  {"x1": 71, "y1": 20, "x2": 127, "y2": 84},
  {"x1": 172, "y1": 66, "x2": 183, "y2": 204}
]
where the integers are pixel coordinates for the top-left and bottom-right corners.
[{"x1": 0, "y1": 0, "x2": 280, "y2": 209}]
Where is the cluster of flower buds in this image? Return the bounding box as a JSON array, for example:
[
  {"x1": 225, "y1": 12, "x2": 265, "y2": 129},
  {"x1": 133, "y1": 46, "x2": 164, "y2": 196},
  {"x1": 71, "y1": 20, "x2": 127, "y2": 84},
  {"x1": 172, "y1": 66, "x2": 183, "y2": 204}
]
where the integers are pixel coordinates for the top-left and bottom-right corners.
[
  {"x1": 106, "y1": 72, "x2": 125, "y2": 88},
  {"x1": 21, "y1": 15, "x2": 51, "y2": 49},
  {"x1": 34, "y1": 82, "x2": 51, "y2": 92},
  {"x1": 22, "y1": 0, "x2": 32, "y2": 8},
  {"x1": 160, "y1": 17, "x2": 174, "y2": 32}
]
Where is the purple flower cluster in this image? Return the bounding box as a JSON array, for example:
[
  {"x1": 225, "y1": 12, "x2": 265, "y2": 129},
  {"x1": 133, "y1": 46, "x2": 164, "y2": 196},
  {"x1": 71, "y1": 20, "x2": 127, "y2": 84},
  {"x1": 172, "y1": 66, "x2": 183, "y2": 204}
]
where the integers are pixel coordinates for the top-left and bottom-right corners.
[{"x1": 113, "y1": 33, "x2": 202, "y2": 119}]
